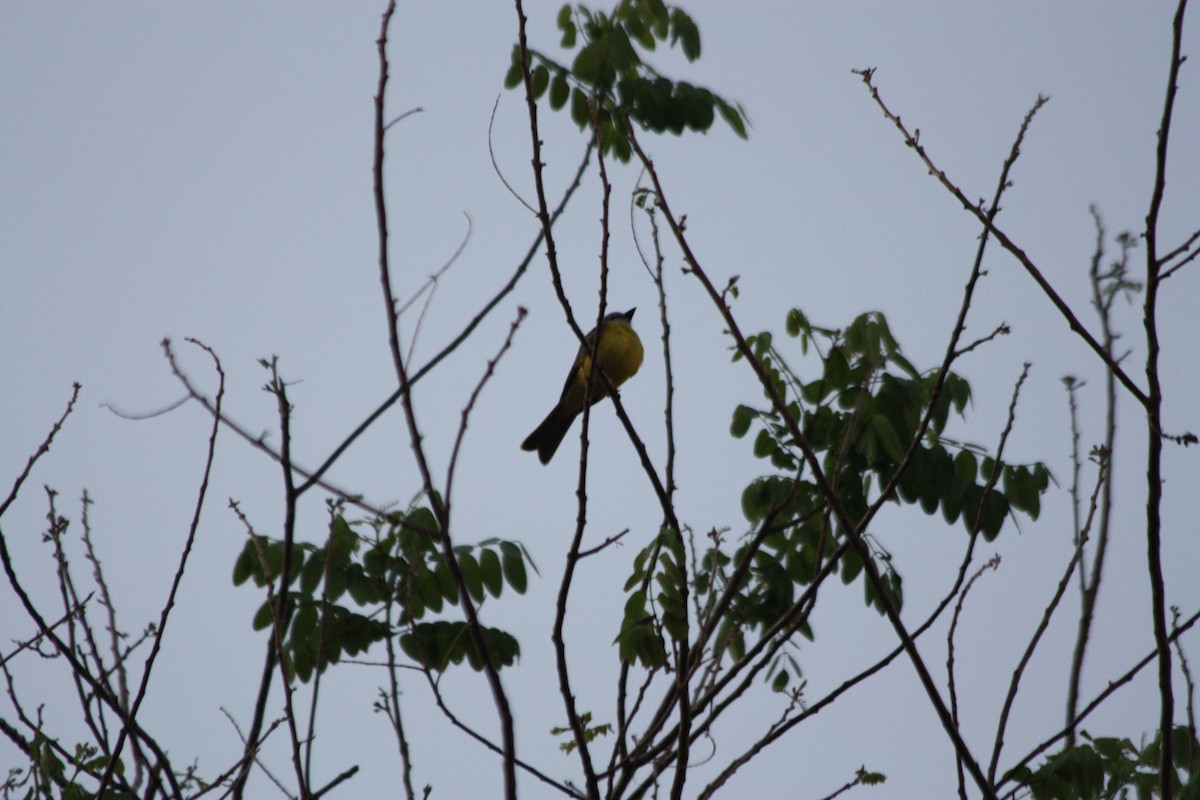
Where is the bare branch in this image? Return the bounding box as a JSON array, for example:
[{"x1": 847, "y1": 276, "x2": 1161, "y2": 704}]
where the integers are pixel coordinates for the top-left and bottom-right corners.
[{"x1": 854, "y1": 70, "x2": 1150, "y2": 409}]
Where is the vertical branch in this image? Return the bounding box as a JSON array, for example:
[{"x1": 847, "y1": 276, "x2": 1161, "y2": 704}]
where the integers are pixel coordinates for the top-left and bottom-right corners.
[
  {"x1": 382, "y1": 589, "x2": 417, "y2": 800},
  {"x1": 1066, "y1": 208, "x2": 1125, "y2": 744},
  {"x1": 947, "y1": 556, "x2": 1001, "y2": 800},
  {"x1": 549, "y1": 105, "x2": 615, "y2": 800},
  {"x1": 374, "y1": 4, "x2": 517, "y2": 798},
  {"x1": 265, "y1": 364, "x2": 312, "y2": 799},
  {"x1": 1142, "y1": 3, "x2": 1189, "y2": 796}
]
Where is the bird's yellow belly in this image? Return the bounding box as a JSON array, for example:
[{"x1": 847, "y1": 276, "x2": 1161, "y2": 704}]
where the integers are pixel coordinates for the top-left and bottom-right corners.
[{"x1": 580, "y1": 324, "x2": 644, "y2": 390}]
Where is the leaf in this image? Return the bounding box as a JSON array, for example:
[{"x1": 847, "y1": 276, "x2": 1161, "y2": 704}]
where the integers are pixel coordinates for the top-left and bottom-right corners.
[
  {"x1": 570, "y1": 86, "x2": 590, "y2": 128},
  {"x1": 232, "y1": 541, "x2": 255, "y2": 586},
  {"x1": 434, "y1": 556, "x2": 459, "y2": 604},
  {"x1": 503, "y1": 51, "x2": 523, "y2": 89},
  {"x1": 753, "y1": 428, "x2": 775, "y2": 459},
  {"x1": 717, "y1": 98, "x2": 748, "y2": 139},
  {"x1": 405, "y1": 506, "x2": 439, "y2": 539},
  {"x1": 480, "y1": 547, "x2": 503, "y2": 598},
  {"x1": 730, "y1": 404, "x2": 754, "y2": 437},
  {"x1": 532, "y1": 64, "x2": 550, "y2": 99},
  {"x1": 252, "y1": 599, "x2": 275, "y2": 632},
  {"x1": 550, "y1": 71, "x2": 570, "y2": 110},
  {"x1": 459, "y1": 551, "x2": 485, "y2": 604},
  {"x1": 870, "y1": 414, "x2": 906, "y2": 463},
  {"x1": 500, "y1": 541, "x2": 528, "y2": 594},
  {"x1": 572, "y1": 40, "x2": 606, "y2": 83},
  {"x1": 669, "y1": 8, "x2": 701, "y2": 61},
  {"x1": 954, "y1": 449, "x2": 978, "y2": 483}
]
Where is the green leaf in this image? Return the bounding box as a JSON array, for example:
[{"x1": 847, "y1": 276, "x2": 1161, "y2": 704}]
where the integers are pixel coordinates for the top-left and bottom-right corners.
[
  {"x1": 731, "y1": 404, "x2": 754, "y2": 437},
  {"x1": 669, "y1": 9, "x2": 701, "y2": 61},
  {"x1": 717, "y1": 98, "x2": 748, "y2": 139},
  {"x1": 753, "y1": 428, "x2": 775, "y2": 459},
  {"x1": 570, "y1": 87, "x2": 590, "y2": 128},
  {"x1": 405, "y1": 506, "x2": 439, "y2": 539},
  {"x1": 252, "y1": 599, "x2": 275, "y2": 632},
  {"x1": 480, "y1": 547, "x2": 503, "y2": 598},
  {"x1": 232, "y1": 541, "x2": 255, "y2": 586},
  {"x1": 573, "y1": 40, "x2": 606, "y2": 83},
  {"x1": 415, "y1": 567, "x2": 442, "y2": 614},
  {"x1": 532, "y1": 64, "x2": 550, "y2": 99},
  {"x1": 504, "y1": 50, "x2": 523, "y2": 89},
  {"x1": 434, "y1": 556, "x2": 459, "y2": 603},
  {"x1": 550, "y1": 71, "x2": 570, "y2": 110},
  {"x1": 459, "y1": 551, "x2": 484, "y2": 604},
  {"x1": 500, "y1": 541, "x2": 528, "y2": 594},
  {"x1": 291, "y1": 601, "x2": 317, "y2": 647},
  {"x1": 954, "y1": 449, "x2": 978, "y2": 483},
  {"x1": 785, "y1": 308, "x2": 807, "y2": 338},
  {"x1": 870, "y1": 414, "x2": 906, "y2": 463}
]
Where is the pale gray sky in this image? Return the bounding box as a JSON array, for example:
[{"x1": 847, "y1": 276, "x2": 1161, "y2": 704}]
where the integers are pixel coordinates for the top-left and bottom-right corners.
[{"x1": 2, "y1": 3, "x2": 1198, "y2": 798}]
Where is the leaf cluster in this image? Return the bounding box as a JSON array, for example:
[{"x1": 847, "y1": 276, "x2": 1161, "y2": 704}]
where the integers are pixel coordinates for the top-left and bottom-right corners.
[
  {"x1": 232, "y1": 505, "x2": 532, "y2": 680},
  {"x1": 9, "y1": 738, "x2": 129, "y2": 800},
  {"x1": 615, "y1": 528, "x2": 687, "y2": 669},
  {"x1": 505, "y1": 0, "x2": 747, "y2": 161},
  {"x1": 690, "y1": 309, "x2": 1049, "y2": 686},
  {"x1": 1011, "y1": 726, "x2": 1200, "y2": 800}
]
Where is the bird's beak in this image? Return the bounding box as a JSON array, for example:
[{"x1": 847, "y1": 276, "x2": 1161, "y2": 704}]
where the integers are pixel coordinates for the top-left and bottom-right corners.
[{"x1": 624, "y1": 308, "x2": 636, "y2": 320}]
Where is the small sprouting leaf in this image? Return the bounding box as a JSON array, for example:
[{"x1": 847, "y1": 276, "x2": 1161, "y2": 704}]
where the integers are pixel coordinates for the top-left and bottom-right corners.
[{"x1": 785, "y1": 308, "x2": 806, "y2": 338}]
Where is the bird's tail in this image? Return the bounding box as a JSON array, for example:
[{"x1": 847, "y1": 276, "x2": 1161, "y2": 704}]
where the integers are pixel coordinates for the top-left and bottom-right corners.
[{"x1": 521, "y1": 404, "x2": 579, "y2": 464}]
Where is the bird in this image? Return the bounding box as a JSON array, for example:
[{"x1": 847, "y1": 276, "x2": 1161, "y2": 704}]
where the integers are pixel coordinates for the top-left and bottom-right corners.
[{"x1": 521, "y1": 308, "x2": 644, "y2": 464}]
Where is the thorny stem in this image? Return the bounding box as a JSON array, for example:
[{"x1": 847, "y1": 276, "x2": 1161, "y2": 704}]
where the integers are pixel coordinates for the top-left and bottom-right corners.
[{"x1": 1141, "y1": 2, "x2": 1189, "y2": 794}]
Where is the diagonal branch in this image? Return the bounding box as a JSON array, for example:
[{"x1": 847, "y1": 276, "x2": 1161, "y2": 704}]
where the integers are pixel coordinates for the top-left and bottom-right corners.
[{"x1": 854, "y1": 70, "x2": 1150, "y2": 410}]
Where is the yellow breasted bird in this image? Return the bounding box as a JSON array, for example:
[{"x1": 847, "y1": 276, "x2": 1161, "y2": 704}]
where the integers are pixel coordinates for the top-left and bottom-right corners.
[{"x1": 521, "y1": 308, "x2": 644, "y2": 464}]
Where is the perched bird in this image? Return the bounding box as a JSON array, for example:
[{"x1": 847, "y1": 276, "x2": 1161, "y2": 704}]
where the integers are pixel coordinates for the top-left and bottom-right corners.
[{"x1": 521, "y1": 308, "x2": 644, "y2": 464}]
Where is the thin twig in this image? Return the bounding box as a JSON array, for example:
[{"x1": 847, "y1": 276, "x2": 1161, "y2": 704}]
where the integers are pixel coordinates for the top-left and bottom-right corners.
[
  {"x1": 988, "y1": 446, "x2": 1108, "y2": 783},
  {"x1": 625, "y1": 116, "x2": 999, "y2": 800},
  {"x1": 96, "y1": 339, "x2": 224, "y2": 798},
  {"x1": 0, "y1": 383, "x2": 81, "y2": 519},
  {"x1": 948, "y1": 556, "x2": 1002, "y2": 800},
  {"x1": 855, "y1": 70, "x2": 1150, "y2": 410},
  {"x1": 377, "y1": 3, "x2": 518, "y2": 795},
  {"x1": 998, "y1": 606, "x2": 1200, "y2": 790},
  {"x1": 445, "y1": 307, "x2": 527, "y2": 508},
  {"x1": 489, "y1": 94, "x2": 537, "y2": 214}
]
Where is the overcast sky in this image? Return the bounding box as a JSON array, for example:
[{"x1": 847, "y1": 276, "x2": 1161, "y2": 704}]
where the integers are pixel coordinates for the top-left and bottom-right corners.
[{"x1": 3, "y1": 3, "x2": 1198, "y2": 798}]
